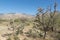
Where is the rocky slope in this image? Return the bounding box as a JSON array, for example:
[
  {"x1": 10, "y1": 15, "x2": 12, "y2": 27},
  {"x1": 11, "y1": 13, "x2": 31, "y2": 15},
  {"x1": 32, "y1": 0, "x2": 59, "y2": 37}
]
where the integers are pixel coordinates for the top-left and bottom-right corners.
[{"x1": 0, "y1": 13, "x2": 34, "y2": 20}]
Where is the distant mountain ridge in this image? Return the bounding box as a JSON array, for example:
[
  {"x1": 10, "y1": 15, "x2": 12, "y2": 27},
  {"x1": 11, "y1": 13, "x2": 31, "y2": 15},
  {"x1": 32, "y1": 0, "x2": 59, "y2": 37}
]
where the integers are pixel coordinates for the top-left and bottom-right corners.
[{"x1": 0, "y1": 13, "x2": 34, "y2": 20}]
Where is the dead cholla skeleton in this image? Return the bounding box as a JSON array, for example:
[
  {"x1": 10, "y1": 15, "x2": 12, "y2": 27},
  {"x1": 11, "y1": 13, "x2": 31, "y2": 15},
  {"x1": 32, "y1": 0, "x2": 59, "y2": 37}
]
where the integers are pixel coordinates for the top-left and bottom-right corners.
[{"x1": 33, "y1": 1, "x2": 57, "y2": 39}]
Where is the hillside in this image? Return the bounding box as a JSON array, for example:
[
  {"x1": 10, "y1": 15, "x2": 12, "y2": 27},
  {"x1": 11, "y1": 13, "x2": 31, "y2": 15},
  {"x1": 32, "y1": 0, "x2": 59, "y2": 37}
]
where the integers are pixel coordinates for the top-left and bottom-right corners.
[
  {"x1": 0, "y1": 13, "x2": 34, "y2": 20},
  {"x1": 0, "y1": 13, "x2": 35, "y2": 40}
]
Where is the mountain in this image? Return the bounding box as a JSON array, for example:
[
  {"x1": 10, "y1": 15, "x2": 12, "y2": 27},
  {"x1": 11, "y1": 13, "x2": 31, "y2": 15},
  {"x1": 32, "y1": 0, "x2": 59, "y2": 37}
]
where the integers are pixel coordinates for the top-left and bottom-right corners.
[{"x1": 0, "y1": 13, "x2": 34, "y2": 20}]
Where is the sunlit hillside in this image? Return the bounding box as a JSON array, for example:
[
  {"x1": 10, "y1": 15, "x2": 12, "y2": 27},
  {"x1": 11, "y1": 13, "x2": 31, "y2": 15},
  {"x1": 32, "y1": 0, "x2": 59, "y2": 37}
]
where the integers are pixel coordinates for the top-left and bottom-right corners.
[{"x1": 0, "y1": 0, "x2": 60, "y2": 40}]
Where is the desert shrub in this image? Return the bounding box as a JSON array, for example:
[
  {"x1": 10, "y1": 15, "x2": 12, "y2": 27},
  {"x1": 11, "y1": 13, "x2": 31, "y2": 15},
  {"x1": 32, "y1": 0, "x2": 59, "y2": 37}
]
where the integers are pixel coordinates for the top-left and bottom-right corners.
[
  {"x1": 7, "y1": 38, "x2": 11, "y2": 40},
  {"x1": 23, "y1": 38, "x2": 28, "y2": 40},
  {"x1": 55, "y1": 33, "x2": 60, "y2": 40},
  {"x1": 7, "y1": 36, "x2": 11, "y2": 40},
  {"x1": 6, "y1": 20, "x2": 25, "y2": 40},
  {"x1": 0, "y1": 19, "x2": 8, "y2": 23},
  {"x1": 16, "y1": 25, "x2": 24, "y2": 35},
  {"x1": 25, "y1": 29, "x2": 42, "y2": 38},
  {"x1": 14, "y1": 18, "x2": 20, "y2": 22},
  {"x1": 14, "y1": 35, "x2": 20, "y2": 40}
]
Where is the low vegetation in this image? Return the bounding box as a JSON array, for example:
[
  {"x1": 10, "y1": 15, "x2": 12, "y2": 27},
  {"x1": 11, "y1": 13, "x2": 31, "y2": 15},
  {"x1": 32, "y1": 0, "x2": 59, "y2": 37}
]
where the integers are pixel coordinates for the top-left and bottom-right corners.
[{"x1": 0, "y1": 1, "x2": 60, "y2": 40}]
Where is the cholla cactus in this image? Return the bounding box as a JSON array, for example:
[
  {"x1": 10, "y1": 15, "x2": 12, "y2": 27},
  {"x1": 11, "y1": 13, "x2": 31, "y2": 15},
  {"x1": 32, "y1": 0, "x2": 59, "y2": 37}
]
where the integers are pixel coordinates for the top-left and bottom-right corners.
[{"x1": 16, "y1": 24, "x2": 24, "y2": 35}]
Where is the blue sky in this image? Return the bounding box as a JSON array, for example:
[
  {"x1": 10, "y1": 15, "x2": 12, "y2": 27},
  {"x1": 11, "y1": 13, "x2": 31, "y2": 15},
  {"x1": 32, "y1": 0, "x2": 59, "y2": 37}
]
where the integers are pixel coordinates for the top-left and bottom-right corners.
[{"x1": 0, "y1": 0, "x2": 60, "y2": 15}]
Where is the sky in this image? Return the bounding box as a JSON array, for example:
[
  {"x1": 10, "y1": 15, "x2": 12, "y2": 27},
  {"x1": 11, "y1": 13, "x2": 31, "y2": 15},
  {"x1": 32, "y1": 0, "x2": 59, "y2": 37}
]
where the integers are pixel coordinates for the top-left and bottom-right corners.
[{"x1": 0, "y1": 0, "x2": 60, "y2": 15}]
